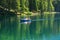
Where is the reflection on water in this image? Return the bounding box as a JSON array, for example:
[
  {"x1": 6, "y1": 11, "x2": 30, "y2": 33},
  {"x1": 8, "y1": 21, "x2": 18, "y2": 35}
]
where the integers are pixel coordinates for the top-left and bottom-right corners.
[{"x1": 0, "y1": 12, "x2": 60, "y2": 40}]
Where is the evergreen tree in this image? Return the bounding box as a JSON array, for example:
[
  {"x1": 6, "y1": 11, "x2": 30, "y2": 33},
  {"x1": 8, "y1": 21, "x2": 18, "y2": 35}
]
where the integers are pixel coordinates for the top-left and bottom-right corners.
[{"x1": 0, "y1": 0, "x2": 54, "y2": 12}]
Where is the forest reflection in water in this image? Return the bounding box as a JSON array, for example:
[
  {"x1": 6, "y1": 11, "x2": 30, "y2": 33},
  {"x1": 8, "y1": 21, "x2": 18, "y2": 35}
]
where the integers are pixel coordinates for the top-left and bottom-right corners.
[{"x1": 0, "y1": 12, "x2": 60, "y2": 40}]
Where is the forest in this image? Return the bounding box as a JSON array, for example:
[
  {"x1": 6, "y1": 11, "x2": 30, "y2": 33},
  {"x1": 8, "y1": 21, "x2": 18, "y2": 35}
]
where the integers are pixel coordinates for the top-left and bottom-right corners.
[{"x1": 0, "y1": 0, "x2": 60, "y2": 13}]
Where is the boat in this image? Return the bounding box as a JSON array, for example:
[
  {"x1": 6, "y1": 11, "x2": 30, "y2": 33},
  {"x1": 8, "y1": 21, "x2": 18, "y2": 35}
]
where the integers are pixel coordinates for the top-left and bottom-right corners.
[{"x1": 20, "y1": 18, "x2": 31, "y2": 24}]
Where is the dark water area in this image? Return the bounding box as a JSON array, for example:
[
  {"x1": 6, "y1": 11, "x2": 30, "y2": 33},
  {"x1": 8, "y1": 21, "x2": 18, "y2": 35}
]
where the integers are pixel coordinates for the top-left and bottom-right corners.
[{"x1": 0, "y1": 12, "x2": 60, "y2": 40}]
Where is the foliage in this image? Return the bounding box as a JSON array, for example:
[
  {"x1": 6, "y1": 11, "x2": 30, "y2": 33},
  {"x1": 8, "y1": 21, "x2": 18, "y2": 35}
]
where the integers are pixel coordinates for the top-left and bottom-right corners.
[{"x1": 0, "y1": 0, "x2": 55, "y2": 12}]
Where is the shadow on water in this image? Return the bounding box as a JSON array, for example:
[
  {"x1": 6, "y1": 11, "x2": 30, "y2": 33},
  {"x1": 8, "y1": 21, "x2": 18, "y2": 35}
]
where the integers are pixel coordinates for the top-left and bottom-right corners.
[
  {"x1": 0, "y1": 12, "x2": 60, "y2": 40},
  {"x1": 0, "y1": 15, "x2": 18, "y2": 40}
]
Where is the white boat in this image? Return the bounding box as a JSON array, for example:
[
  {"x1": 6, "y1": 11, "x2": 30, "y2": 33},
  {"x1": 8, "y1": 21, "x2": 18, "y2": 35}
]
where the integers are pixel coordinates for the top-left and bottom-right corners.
[{"x1": 20, "y1": 18, "x2": 31, "y2": 24}]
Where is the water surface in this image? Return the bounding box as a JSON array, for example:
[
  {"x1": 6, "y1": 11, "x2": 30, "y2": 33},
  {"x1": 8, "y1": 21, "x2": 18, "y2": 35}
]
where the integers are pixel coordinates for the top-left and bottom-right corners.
[{"x1": 0, "y1": 12, "x2": 60, "y2": 40}]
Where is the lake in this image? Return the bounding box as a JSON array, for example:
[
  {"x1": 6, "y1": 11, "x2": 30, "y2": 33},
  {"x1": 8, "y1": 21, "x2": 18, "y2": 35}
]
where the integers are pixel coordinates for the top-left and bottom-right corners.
[{"x1": 0, "y1": 12, "x2": 60, "y2": 40}]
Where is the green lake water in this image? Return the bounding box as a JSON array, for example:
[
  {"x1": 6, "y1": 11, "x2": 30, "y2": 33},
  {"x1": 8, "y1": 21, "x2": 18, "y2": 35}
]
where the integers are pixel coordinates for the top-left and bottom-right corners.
[{"x1": 0, "y1": 12, "x2": 60, "y2": 40}]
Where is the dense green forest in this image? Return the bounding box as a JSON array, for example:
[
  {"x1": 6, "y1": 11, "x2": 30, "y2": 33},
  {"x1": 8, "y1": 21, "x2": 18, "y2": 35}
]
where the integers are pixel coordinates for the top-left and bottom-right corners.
[{"x1": 0, "y1": 0, "x2": 59, "y2": 13}]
